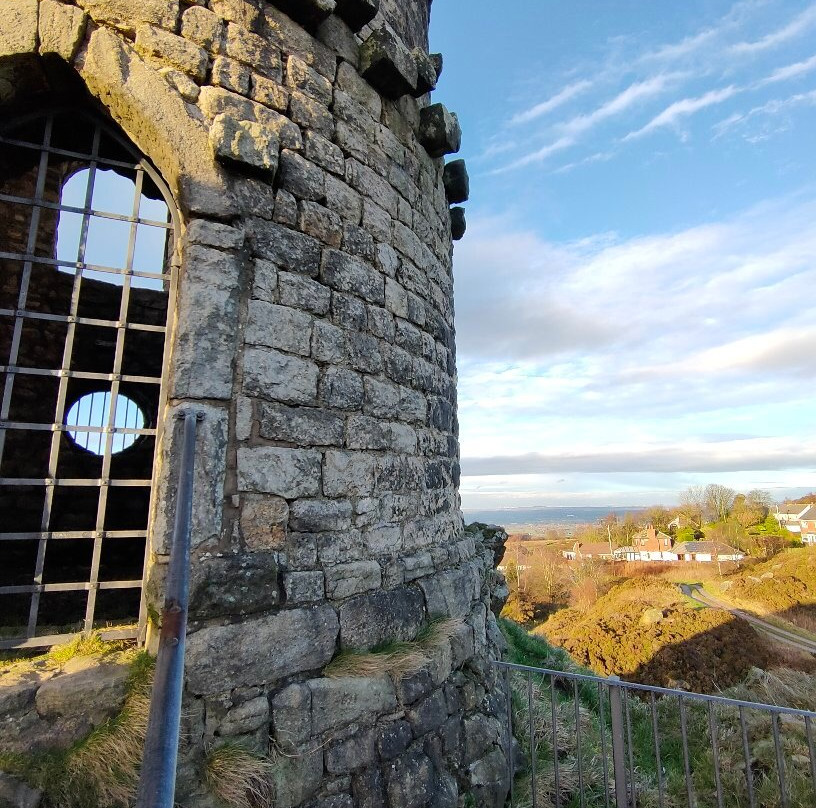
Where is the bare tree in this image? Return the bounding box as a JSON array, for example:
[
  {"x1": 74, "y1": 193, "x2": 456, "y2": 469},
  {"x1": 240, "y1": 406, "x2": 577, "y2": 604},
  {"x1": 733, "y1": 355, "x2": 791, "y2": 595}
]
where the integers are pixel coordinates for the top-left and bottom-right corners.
[
  {"x1": 679, "y1": 485, "x2": 707, "y2": 526},
  {"x1": 705, "y1": 483, "x2": 736, "y2": 523}
]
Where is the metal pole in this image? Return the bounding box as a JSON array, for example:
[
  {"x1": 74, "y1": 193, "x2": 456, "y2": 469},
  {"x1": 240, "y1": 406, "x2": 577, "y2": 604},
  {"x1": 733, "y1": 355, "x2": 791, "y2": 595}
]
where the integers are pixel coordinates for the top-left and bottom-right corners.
[
  {"x1": 135, "y1": 410, "x2": 201, "y2": 808},
  {"x1": 608, "y1": 676, "x2": 629, "y2": 808}
]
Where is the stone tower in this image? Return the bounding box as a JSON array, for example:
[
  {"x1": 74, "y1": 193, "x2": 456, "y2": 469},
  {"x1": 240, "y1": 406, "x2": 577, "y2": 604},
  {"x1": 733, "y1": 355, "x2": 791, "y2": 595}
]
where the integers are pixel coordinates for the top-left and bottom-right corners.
[{"x1": 0, "y1": 1, "x2": 509, "y2": 806}]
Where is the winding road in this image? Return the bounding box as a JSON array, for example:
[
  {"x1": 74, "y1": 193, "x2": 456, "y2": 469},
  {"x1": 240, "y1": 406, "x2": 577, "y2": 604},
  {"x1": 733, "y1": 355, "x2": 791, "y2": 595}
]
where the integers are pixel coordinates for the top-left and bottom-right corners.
[{"x1": 680, "y1": 583, "x2": 816, "y2": 655}]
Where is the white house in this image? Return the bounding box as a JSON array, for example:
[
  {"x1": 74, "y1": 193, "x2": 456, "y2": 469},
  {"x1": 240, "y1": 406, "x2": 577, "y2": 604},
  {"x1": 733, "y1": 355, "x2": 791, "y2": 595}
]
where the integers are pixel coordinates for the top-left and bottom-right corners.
[
  {"x1": 671, "y1": 541, "x2": 745, "y2": 563},
  {"x1": 773, "y1": 504, "x2": 811, "y2": 534}
]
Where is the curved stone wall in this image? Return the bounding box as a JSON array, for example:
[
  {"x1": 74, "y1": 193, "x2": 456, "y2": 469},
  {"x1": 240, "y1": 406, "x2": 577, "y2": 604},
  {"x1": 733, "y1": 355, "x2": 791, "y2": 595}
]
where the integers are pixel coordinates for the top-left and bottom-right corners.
[{"x1": 0, "y1": 1, "x2": 507, "y2": 806}]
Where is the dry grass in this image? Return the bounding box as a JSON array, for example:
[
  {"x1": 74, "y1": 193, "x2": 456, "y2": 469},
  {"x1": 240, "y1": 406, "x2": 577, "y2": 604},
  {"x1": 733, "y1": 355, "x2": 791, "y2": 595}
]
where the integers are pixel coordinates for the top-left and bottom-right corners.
[
  {"x1": 204, "y1": 743, "x2": 278, "y2": 808},
  {"x1": 323, "y1": 617, "x2": 464, "y2": 680}
]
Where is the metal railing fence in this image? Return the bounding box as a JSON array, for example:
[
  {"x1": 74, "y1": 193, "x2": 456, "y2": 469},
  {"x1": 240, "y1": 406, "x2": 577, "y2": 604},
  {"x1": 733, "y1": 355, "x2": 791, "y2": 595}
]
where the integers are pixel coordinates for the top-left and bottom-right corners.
[
  {"x1": 497, "y1": 660, "x2": 816, "y2": 808},
  {"x1": 135, "y1": 409, "x2": 201, "y2": 808}
]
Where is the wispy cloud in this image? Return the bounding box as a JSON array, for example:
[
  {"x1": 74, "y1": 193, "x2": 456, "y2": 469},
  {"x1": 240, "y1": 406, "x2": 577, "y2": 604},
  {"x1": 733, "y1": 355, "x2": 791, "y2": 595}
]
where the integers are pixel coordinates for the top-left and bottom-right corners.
[
  {"x1": 510, "y1": 80, "x2": 594, "y2": 126},
  {"x1": 730, "y1": 2, "x2": 816, "y2": 54},
  {"x1": 623, "y1": 86, "x2": 739, "y2": 140},
  {"x1": 715, "y1": 88, "x2": 816, "y2": 135},
  {"x1": 757, "y1": 53, "x2": 816, "y2": 86}
]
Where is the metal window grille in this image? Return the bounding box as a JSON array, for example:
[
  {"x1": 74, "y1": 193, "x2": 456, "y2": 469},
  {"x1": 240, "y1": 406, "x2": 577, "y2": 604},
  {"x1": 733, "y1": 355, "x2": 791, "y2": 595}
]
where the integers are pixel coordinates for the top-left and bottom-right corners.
[{"x1": 0, "y1": 109, "x2": 179, "y2": 649}]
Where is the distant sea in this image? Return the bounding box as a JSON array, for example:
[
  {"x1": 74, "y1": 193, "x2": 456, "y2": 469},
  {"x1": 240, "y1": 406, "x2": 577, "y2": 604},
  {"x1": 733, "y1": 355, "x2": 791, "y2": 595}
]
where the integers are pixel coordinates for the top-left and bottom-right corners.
[{"x1": 462, "y1": 506, "x2": 644, "y2": 527}]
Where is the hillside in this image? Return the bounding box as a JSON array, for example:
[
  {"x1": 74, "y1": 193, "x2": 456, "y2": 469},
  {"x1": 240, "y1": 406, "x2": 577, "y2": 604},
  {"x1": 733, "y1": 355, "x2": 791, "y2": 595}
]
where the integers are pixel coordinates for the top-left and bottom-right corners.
[
  {"x1": 533, "y1": 577, "x2": 774, "y2": 691},
  {"x1": 711, "y1": 547, "x2": 816, "y2": 634}
]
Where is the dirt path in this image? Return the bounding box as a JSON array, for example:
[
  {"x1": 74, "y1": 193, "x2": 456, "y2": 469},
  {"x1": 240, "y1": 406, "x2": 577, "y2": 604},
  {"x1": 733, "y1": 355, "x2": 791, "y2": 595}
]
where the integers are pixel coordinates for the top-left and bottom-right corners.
[{"x1": 679, "y1": 583, "x2": 816, "y2": 655}]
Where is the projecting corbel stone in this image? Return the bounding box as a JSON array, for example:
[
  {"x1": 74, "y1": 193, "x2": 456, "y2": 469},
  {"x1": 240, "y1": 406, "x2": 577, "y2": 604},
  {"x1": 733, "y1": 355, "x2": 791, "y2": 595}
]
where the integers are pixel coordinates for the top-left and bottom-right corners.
[
  {"x1": 450, "y1": 207, "x2": 466, "y2": 241},
  {"x1": 431, "y1": 53, "x2": 443, "y2": 80},
  {"x1": 334, "y1": 0, "x2": 379, "y2": 32},
  {"x1": 443, "y1": 159, "x2": 469, "y2": 204},
  {"x1": 359, "y1": 24, "x2": 418, "y2": 99},
  {"x1": 210, "y1": 114, "x2": 280, "y2": 175},
  {"x1": 418, "y1": 103, "x2": 461, "y2": 158},
  {"x1": 412, "y1": 48, "x2": 438, "y2": 96},
  {"x1": 270, "y1": 0, "x2": 336, "y2": 29}
]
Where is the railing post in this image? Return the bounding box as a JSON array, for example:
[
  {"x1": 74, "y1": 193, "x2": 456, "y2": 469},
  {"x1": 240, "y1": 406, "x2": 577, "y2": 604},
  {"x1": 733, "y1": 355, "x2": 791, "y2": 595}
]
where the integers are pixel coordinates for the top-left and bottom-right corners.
[
  {"x1": 608, "y1": 676, "x2": 629, "y2": 808},
  {"x1": 136, "y1": 410, "x2": 201, "y2": 808}
]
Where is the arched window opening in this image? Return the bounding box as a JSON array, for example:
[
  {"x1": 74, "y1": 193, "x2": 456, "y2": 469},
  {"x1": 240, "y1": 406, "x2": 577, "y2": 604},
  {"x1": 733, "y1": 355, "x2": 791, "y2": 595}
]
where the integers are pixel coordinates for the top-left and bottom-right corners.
[{"x1": 0, "y1": 109, "x2": 178, "y2": 649}]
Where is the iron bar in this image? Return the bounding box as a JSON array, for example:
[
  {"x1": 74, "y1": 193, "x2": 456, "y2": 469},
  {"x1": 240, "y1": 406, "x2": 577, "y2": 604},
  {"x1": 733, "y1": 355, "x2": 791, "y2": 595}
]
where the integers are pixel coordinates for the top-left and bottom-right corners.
[
  {"x1": 624, "y1": 686, "x2": 637, "y2": 807},
  {"x1": 772, "y1": 712, "x2": 788, "y2": 808},
  {"x1": 598, "y1": 682, "x2": 611, "y2": 808},
  {"x1": 135, "y1": 410, "x2": 201, "y2": 808},
  {"x1": 806, "y1": 715, "x2": 816, "y2": 798},
  {"x1": 527, "y1": 671, "x2": 537, "y2": 808},
  {"x1": 573, "y1": 679, "x2": 585, "y2": 808},
  {"x1": 504, "y1": 667, "x2": 514, "y2": 807},
  {"x1": 650, "y1": 692, "x2": 665, "y2": 808},
  {"x1": 740, "y1": 705, "x2": 756, "y2": 808},
  {"x1": 678, "y1": 696, "x2": 694, "y2": 808},
  {"x1": 608, "y1": 677, "x2": 629, "y2": 808},
  {"x1": 708, "y1": 701, "x2": 724, "y2": 808}
]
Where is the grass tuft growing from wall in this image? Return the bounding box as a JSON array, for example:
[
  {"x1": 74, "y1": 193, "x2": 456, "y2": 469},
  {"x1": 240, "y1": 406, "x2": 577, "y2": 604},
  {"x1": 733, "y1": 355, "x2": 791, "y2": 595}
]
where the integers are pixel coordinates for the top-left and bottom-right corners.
[{"x1": 204, "y1": 743, "x2": 278, "y2": 808}]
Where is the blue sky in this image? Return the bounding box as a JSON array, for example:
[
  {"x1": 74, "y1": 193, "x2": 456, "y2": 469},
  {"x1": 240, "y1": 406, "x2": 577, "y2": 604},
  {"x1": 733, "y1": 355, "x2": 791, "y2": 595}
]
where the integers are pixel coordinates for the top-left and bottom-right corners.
[{"x1": 430, "y1": 1, "x2": 816, "y2": 509}]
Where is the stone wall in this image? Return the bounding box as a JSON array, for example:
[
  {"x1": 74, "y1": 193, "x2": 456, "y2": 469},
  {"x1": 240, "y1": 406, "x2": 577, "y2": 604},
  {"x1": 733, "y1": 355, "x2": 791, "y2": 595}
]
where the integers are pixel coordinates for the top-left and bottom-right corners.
[{"x1": 1, "y1": 1, "x2": 506, "y2": 806}]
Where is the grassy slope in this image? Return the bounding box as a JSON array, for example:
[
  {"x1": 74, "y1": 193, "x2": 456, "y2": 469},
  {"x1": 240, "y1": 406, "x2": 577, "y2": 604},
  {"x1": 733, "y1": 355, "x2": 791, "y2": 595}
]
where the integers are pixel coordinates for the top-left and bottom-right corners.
[{"x1": 532, "y1": 577, "x2": 773, "y2": 691}]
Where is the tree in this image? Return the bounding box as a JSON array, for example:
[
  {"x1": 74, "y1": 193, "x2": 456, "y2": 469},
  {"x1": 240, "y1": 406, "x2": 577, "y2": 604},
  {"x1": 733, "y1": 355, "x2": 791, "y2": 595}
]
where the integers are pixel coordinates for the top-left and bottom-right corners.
[
  {"x1": 679, "y1": 485, "x2": 707, "y2": 527},
  {"x1": 731, "y1": 494, "x2": 765, "y2": 529},
  {"x1": 642, "y1": 505, "x2": 672, "y2": 532},
  {"x1": 705, "y1": 483, "x2": 736, "y2": 523}
]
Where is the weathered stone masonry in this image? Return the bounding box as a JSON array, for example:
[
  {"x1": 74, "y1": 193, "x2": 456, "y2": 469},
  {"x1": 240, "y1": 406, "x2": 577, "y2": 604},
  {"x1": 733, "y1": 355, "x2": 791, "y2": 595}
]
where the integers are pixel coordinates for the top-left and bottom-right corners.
[{"x1": 1, "y1": 1, "x2": 508, "y2": 806}]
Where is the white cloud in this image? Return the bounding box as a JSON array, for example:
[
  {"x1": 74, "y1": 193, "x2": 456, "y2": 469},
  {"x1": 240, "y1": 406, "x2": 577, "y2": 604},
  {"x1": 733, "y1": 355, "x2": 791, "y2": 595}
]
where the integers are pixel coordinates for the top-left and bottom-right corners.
[
  {"x1": 510, "y1": 79, "x2": 594, "y2": 126},
  {"x1": 730, "y1": 3, "x2": 816, "y2": 54},
  {"x1": 757, "y1": 53, "x2": 816, "y2": 85},
  {"x1": 623, "y1": 86, "x2": 739, "y2": 140},
  {"x1": 714, "y1": 88, "x2": 816, "y2": 135}
]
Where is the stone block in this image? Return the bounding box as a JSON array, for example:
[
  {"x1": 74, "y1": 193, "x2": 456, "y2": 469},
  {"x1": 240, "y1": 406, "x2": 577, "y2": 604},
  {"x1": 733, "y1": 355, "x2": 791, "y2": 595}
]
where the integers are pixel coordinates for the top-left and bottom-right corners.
[
  {"x1": 299, "y1": 201, "x2": 342, "y2": 247},
  {"x1": 322, "y1": 449, "x2": 375, "y2": 497},
  {"x1": 160, "y1": 66, "x2": 201, "y2": 101},
  {"x1": 76, "y1": 0, "x2": 178, "y2": 34},
  {"x1": 304, "y1": 131, "x2": 346, "y2": 176},
  {"x1": 311, "y1": 320, "x2": 348, "y2": 364},
  {"x1": 272, "y1": 743, "x2": 324, "y2": 808},
  {"x1": 279, "y1": 150, "x2": 326, "y2": 202},
  {"x1": 309, "y1": 677, "x2": 397, "y2": 736},
  {"x1": 210, "y1": 0, "x2": 261, "y2": 29},
  {"x1": 419, "y1": 567, "x2": 479, "y2": 619},
  {"x1": 316, "y1": 529, "x2": 365, "y2": 565},
  {"x1": 246, "y1": 300, "x2": 313, "y2": 355},
  {"x1": 377, "y1": 720, "x2": 413, "y2": 760},
  {"x1": 359, "y1": 24, "x2": 418, "y2": 99},
  {"x1": 326, "y1": 728, "x2": 377, "y2": 773},
  {"x1": 181, "y1": 6, "x2": 224, "y2": 52},
  {"x1": 352, "y1": 767, "x2": 385, "y2": 808},
  {"x1": 258, "y1": 402, "x2": 344, "y2": 446},
  {"x1": 403, "y1": 551, "x2": 434, "y2": 582},
  {"x1": 332, "y1": 292, "x2": 368, "y2": 331},
  {"x1": 35, "y1": 663, "x2": 130, "y2": 725},
  {"x1": 287, "y1": 55, "x2": 333, "y2": 105},
  {"x1": 418, "y1": 104, "x2": 461, "y2": 158},
  {"x1": 386, "y1": 751, "x2": 435, "y2": 808},
  {"x1": 210, "y1": 114, "x2": 280, "y2": 174},
  {"x1": 346, "y1": 332, "x2": 385, "y2": 374},
  {"x1": 325, "y1": 561, "x2": 382, "y2": 600},
  {"x1": 225, "y1": 23, "x2": 281, "y2": 79},
  {"x1": 408, "y1": 689, "x2": 447, "y2": 736},
  {"x1": 347, "y1": 159, "x2": 399, "y2": 216},
  {"x1": 190, "y1": 552, "x2": 280, "y2": 619},
  {"x1": 364, "y1": 523, "x2": 401, "y2": 554},
  {"x1": 186, "y1": 219, "x2": 245, "y2": 251},
  {"x1": 240, "y1": 495, "x2": 288, "y2": 551},
  {"x1": 412, "y1": 48, "x2": 438, "y2": 96},
  {"x1": 248, "y1": 218, "x2": 321, "y2": 276},
  {"x1": 347, "y1": 416, "x2": 417, "y2": 454},
  {"x1": 211, "y1": 55, "x2": 251, "y2": 94},
  {"x1": 284, "y1": 570, "x2": 325, "y2": 603},
  {"x1": 278, "y1": 272, "x2": 331, "y2": 314},
  {"x1": 450, "y1": 206, "x2": 466, "y2": 240},
  {"x1": 338, "y1": 585, "x2": 425, "y2": 650},
  {"x1": 237, "y1": 446, "x2": 321, "y2": 498},
  {"x1": 172, "y1": 246, "x2": 240, "y2": 399},
  {"x1": 321, "y1": 250, "x2": 385, "y2": 305},
  {"x1": 396, "y1": 669, "x2": 433, "y2": 706},
  {"x1": 272, "y1": 683, "x2": 312, "y2": 745},
  {"x1": 219, "y1": 695, "x2": 270, "y2": 737},
  {"x1": 251, "y1": 73, "x2": 289, "y2": 111},
  {"x1": 39, "y1": 1, "x2": 86, "y2": 62},
  {"x1": 443, "y1": 159, "x2": 469, "y2": 204},
  {"x1": 135, "y1": 24, "x2": 208, "y2": 81},
  {"x1": 334, "y1": 0, "x2": 378, "y2": 32},
  {"x1": 242, "y1": 347, "x2": 319, "y2": 403},
  {"x1": 325, "y1": 174, "x2": 363, "y2": 223},
  {"x1": 186, "y1": 606, "x2": 339, "y2": 694},
  {"x1": 271, "y1": 0, "x2": 335, "y2": 29},
  {"x1": 363, "y1": 377, "x2": 400, "y2": 418},
  {"x1": 290, "y1": 90, "x2": 336, "y2": 138},
  {"x1": 344, "y1": 225, "x2": 376, "y2": 262},
  {"x1": 290, "y1": 499, "x2": 353, "y2": 532},
  {"x1": 0, "y1": 773, "x2": 41, "y2": 808},
  {"x1": 337, "y1": 61, "x2": 382, "y2": 119}
]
